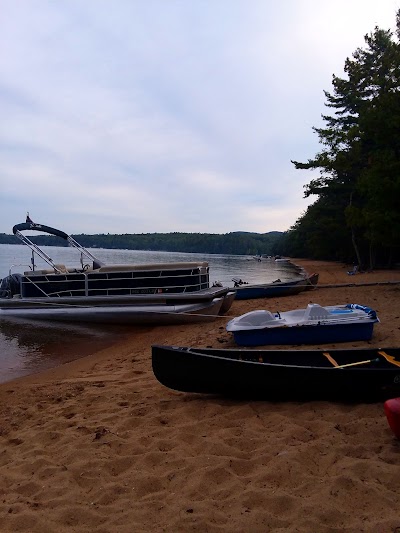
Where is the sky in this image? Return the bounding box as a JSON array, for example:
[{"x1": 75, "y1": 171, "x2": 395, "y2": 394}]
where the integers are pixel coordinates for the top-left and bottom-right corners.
[{"x1": 0, "y1": 1, "x2": 398, "y2": 236}]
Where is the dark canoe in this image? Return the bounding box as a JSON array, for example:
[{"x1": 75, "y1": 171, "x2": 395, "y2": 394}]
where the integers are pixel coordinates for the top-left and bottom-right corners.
[
  {"x1": 151, "y1": 345, "x2": 400, "y2": 401},
  {"x1": 234, "y1": 273, "x2": 319, "y2": 300}
]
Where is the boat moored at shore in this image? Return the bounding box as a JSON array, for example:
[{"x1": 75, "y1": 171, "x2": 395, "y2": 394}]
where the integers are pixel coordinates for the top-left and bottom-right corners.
[
  {"x1": 232, "y1": 272, "x2": 319, "y2": 300},
  {"x1": 0, "y1": 217, "x2": 235, "y2": 324},
  {"x1": 151, "y1": 345, "x2": 400, "y2": 401},
  {"x1": 226, "y1": 303, "x2": 379, "y2": 346}
]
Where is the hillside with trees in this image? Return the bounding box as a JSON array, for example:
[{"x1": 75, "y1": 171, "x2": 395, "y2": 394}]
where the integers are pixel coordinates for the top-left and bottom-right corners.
[
  {"x1": 276, "y1": 11, "x2": 400, "y2": 269},
  {"x1": 0, "y1": 231, "x2": 283, "y2": 257}
]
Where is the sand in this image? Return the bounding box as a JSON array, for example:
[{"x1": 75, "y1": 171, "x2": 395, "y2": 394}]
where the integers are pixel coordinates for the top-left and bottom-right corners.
[{"x1": 1, "y1": 258, "x2": 400, "y2": 532}]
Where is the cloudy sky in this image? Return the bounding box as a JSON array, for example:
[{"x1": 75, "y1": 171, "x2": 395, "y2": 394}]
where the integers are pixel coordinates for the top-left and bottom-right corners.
[{"x1": 0, "y1": 1, "x2": 398, "y2": 235}]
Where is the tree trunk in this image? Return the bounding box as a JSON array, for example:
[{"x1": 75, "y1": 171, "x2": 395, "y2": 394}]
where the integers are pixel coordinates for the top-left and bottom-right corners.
[
  {"x1": 351, "y1": 227, "x2": 363, "y2": 268},
  {"x1": 348, "y1": 192, "x2": 363, "y2": 268},
  {"x1": 369, "y1": 240, "x2": 375, "y2": 271}
]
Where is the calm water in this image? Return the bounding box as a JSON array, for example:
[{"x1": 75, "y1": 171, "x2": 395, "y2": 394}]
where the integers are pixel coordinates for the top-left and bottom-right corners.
[{"x1": 0, "y1": 244, "x2": 303, "y2": 383}]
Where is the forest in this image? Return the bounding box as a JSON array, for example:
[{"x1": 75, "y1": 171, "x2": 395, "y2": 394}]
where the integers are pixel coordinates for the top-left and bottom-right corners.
[
  {"x1": 275, "y1": 11, "x2": 400, "y2": 269},
  {"x1": 0, "y1": 230, "x2": 283, "y2": 257}
]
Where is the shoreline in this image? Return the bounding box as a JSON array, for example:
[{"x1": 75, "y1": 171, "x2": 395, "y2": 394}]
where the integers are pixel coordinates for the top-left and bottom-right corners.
[
  {"x1": 6, "y1": 256, "x2": 399, "y2": 387},
  {"x1": 1, "y1": 258, "x2": 400, "y2": 532}
]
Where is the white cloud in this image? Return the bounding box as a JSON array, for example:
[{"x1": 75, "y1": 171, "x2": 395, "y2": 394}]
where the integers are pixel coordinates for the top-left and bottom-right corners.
[{"x1": 0, "y1": 0, "x2": 398, "y2": 234}]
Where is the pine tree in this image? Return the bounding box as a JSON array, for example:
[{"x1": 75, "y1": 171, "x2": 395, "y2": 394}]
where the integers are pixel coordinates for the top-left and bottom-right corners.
[{"x1": 291, "y1": 12, "x2": 400, "y2": 268}]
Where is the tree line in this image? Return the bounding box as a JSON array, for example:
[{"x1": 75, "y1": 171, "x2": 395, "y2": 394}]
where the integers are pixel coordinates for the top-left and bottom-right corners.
[
  {"x1": 0, "y1": 231, "x2": 283, "y2": 257},
  {"x1": 276, "y1": 11, "x2": 400, "y2": 269}
]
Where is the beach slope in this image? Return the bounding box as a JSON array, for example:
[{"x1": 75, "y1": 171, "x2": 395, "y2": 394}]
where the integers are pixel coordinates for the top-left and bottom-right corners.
[{"x1": 1, "y1": 259, "x2": 400, "y2": 532}]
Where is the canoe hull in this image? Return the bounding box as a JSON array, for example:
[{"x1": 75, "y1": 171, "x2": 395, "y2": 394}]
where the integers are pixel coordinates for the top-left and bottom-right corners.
[{"x1": 151, "y1": 346, "x2": 400, "y2": 401}]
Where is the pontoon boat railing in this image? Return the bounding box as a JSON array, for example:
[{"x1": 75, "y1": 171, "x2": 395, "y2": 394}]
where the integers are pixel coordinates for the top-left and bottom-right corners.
[
  {"x1": 19, "y1": 270, "x2": 209, "y2": 298},
  {"x1": 13, "y1": 221, "x2": 104, "y2": 273}
]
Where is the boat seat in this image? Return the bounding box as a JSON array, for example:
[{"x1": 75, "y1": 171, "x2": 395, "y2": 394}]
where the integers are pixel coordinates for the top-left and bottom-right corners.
[
  {"x1": 323, "y1": 352, "x2": 339, "y2": 367},
  {"x1": 24, "y1": 264, "x2": 69, "y2": 275},
  {"x1": 378, "y1": 351, "x2": 400, "y2": 368},
  {"x1": 303, "y1": 304, "x2": 330, "y2": 321},
  {"x1": 239, "y1": 310, "x2": 277, "y2": 327},
  {"x1": 54, "y1": 264, "x2": 68, "y2": 273},
  {"x1": 25, "y1": 268, "x2": 57, "y2": 275},
  {"x1": 97, "y1": 262, "x2": 209, "y2": 273}
]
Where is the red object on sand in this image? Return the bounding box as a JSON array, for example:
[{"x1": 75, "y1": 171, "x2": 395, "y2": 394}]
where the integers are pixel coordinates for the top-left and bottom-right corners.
[{"x1": 384, "y1": 398, "x2": 400, "y2": 439}]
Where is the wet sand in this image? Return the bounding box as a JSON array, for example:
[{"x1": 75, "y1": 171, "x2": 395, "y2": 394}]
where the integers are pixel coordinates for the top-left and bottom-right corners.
[
  {"x1": 1, "y1": 258, "x2": 400, "y2": 532},
  {"x1": 0, "y1": 321, "x2": 135, "y2": 384}
]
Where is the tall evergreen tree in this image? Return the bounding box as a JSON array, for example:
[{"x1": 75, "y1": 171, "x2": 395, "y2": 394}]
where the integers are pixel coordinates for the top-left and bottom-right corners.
[{"x1": 291, "y1": 12, "x2": 400, "y2": 268}]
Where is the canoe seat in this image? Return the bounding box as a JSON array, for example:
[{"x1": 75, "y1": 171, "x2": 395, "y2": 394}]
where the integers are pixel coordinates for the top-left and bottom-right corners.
[
  {"x1": 323, "y1": 352, "x2": 339, "y2": 367},
  {"x1": 378, "y1": 351, "x2": 400, "y2": 367},
  {"x1": 25, "y1": 268, "x2": 62, "y2": 275}
]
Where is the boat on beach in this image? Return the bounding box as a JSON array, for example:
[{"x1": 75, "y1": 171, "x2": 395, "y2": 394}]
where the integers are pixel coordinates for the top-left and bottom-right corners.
[
  {"x1": 226, "y1": 303, "x2": 379, "y2": 346},
  {"x1": 151, "y1": 345, "x2": 400, "y2": 401},
  {"x1": 0, "y1": 217, "x2": 235, "y2": 325},
  {"x1": 232, "y1": 272, "x2": 319, "y2": 300}
]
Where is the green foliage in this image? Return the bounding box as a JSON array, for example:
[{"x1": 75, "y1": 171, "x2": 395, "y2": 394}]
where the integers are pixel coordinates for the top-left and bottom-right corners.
[
  {"x1": 289, "y1": 13, "x2": 400, "y2": 269},
  {"x1": 0, "y1": 231, "x2": 284, "y2": 257},
  {"x1": 276, "y1": 197, "x2": 354, "y2": 261},
  {"x1": 0, "y1": 233, "x2": 19, "y2": 244}
]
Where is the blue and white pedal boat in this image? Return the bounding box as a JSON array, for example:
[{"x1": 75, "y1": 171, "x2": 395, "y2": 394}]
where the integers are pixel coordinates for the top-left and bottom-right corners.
[{"x1": 226, "y1": 303, "x2": 379, "y2": 346}]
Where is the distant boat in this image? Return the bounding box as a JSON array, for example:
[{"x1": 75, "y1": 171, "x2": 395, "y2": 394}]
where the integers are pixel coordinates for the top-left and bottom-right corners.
[
  {"x1": 0, "y1": 217, "x2": 235, "y2": 325},
  {"x1": 251, "y1": 255, "x2": 289, "y2": 262},
  {"x1": 252, "y1": 255, "x2": 274, "y2": 261},
  {"x1": 151, "y1": 345, "x2": 400, "y2": 401},
  {"x1": 226, "y1": 303, "x2": 379, "y2": 346},
  {"x1": 232, "y1": 273, "x2": 319, "y2": 300}
]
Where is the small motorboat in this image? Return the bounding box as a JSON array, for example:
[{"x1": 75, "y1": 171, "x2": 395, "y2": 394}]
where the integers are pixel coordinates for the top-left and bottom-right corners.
[
  {"x1": 151, "y1": 345, "x2": 400, "y2": 401},
  {"x1": 252, "y1": 255, "x2": 274, "y2": 261},
  {"x1": 226, "y1": 303, "x2": 379, "y2": 346},
  {"x1": 0, "y1": 216, "x2": 235, "y2": 325},
  {"x1": 232, "y1": 273, "x2": 319, "y2": 300}
]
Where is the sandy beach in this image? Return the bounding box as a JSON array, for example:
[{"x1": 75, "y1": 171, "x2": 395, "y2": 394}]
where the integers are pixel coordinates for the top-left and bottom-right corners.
[{"x1": 1, "y1": 258, "x2": 400, "y2": 532}]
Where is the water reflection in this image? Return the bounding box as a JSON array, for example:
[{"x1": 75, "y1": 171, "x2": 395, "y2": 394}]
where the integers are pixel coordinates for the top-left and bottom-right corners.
[
  {"x1": 0, "y1": 246, "x2": 305, "y2": 384},
  {"x1": 0, "y1": 318, "x2": 130, "y2": 383}
]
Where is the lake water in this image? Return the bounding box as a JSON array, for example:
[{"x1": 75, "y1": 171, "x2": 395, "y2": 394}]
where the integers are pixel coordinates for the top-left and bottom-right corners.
[{"x1": 0, "y1": 244, "x2": 303, "y2": 384}]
